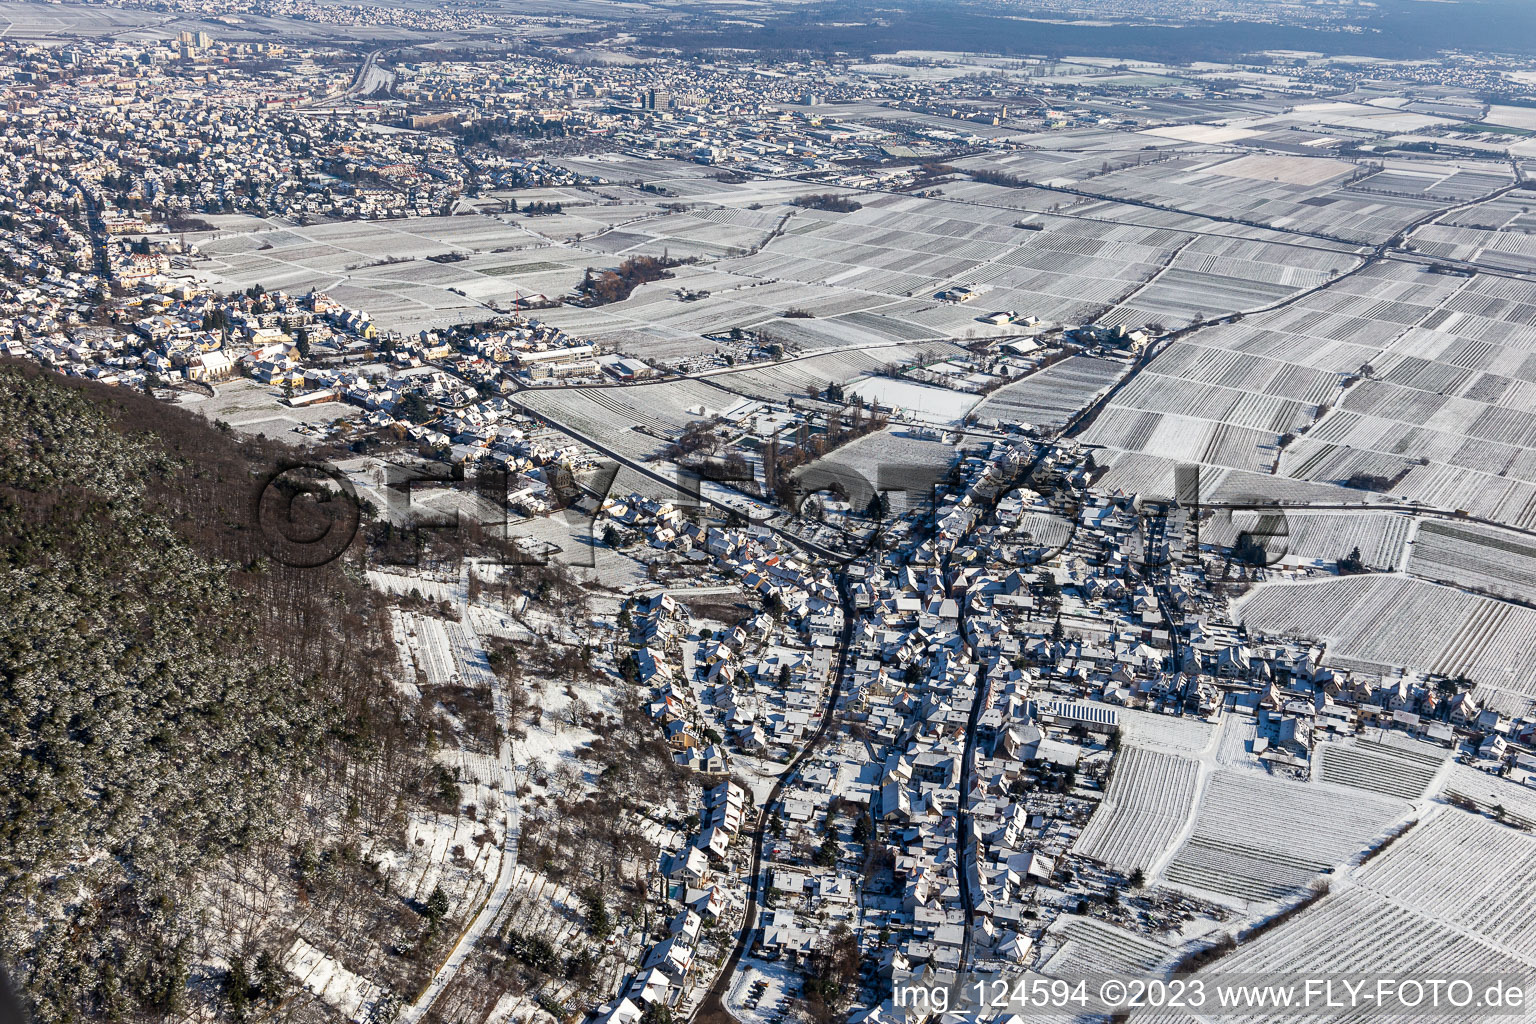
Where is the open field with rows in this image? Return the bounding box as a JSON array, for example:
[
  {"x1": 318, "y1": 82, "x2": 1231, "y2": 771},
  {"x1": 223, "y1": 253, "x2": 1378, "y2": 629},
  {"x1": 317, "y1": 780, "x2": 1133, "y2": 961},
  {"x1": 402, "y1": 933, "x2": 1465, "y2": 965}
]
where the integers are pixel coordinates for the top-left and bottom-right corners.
[
  {"x1": 794, "y1": 429, "x2": 959, "y2": 514},
  {"x1": 1112, "y1": 707, "x2": 1215, "y2": 757},
  {"x1": 1214, "y1": 714, "x2": 1264, "y2": 771},
  {"x1": 1442, "y1": 765, "x2": 1536, "y2": 830},
  {"x1": 1235, "y1": 575, "x2": 1536, "y2": 716},
  {"x1": 1201, "y1": 510, "x2": 1412, "y2": 569},
  {"x1": 401, "y1": 612, "x2": 459, "y2": 688},
  {"x1": 979, "y1": 146, "x2": 1506, "y2": 244},
  {"x1": 1406, "y1": 519, "x2": 1536, "y2": 602},
  {"x1": 704, "y1": 343, "x2": 970, "y2": 406},
  {"x1": 1075, "y1": 747, "x2": 1200, "y2": 873},
  {"x1": 1160, "y1": 770, "x2": 1406, "y2": 904},
  {"x1": 974, "y1": 356, "x2": 1127, "y2": 430},
  {"x1": 1083, "y1": 259, "x2": 1536, "y2": 534},
  {"x1": 1313, "y1": 737, "x2": 1447, "y2": 801},
  {"x1": 1274, "y1": 269, "x2": 1536, "y2": 530},
  {"x1": 1039, "y1": 915, "x2": 1174, "y2": 977},
  {"x1": 1357, "y1": 810, "x2": 1536, "y2": 961},
  {"x1": 516, "y1": 378, "x2": 735, "y2": 459},
  {"x1": 1142, "y1": 886, "x2": 1534, "y2": 1024}
]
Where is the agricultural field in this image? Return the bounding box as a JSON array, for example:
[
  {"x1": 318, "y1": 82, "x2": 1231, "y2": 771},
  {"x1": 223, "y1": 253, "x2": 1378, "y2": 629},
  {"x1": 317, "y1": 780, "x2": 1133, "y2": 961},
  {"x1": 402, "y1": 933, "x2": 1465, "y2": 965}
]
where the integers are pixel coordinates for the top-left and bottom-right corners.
[
  {"x1": 1144, "y1": 885, "x2": 1533, "y2": 1024},
  {"x1": 1406, "y1": 519, "x2": 1536, "y2": 602},
  {"x1": 1235, "y1": 575, "x2": 1536, "y2": 716},
  {"x1": 176, "y1": 378, "x2": 361, "y2": 441},
  {"x1": 1038, "y1": 915, "x2": 1175, "y2": 977},
  {"x1": 846, "y1": 376, "x2": 981, "y2": 425},
  {"x1": 192, "y1": 214, "x2": 577, "y2": 331},
  {"x1": 974, "y1": 356, "x2": 1127, "y2": 430},
  {"x1": 1200, "y1": 510, "x2": 1413, "y2": 570},
  {"x1": 1160, "y1": 770, "x2": 1406, "y2": 904},
  {"x1": 401, "y1": 612, "x2": 460, "y2": 688},
  {"x1": 706, "y1": 344, "x2": 968, "y2": 407},
  {"x1": 1214, "y1": 714, "x2": 1265, "y2": 772},
  {"x1": 1074, "y1": 747, "x2": 1201, "y2": 873},
  {"x1": 1410, "y1": 190, "x2": 1536, "y2": 271},
  {"x1": 1356, "y1": 810, "x2": 1536, "y2": 961},
  {"x1": 794, "y1": 429, "x2": 959, "y2": 515},
  {"x1": 516, "y1": 378, "x2": 735, "y2": 459},
  {"x1": 1442, "y1": 764, "x2": 1536, "y2": 830},
  {"x1": 1313, "y1": 737, "x2": 1447, "y2": 801},
  {"x1": 518, "y1": 176, "x2": 1367, "y2": 368},
  {"x1": 1101, "y1": 234, "x2": 1359, "y2": 330},
  {"x1": 1275, "y1": 269, "x2": 1536, "y2": 531},
  {"x1": 1013, "y1": 145, "x2": 1500, "y2": 244},
  {"x1": 1083, "y1": 259, "x2": 1536, "y2": 534},
  {"x1": 1113, "y1": 707, "x2": 1215, "y2": 756}
]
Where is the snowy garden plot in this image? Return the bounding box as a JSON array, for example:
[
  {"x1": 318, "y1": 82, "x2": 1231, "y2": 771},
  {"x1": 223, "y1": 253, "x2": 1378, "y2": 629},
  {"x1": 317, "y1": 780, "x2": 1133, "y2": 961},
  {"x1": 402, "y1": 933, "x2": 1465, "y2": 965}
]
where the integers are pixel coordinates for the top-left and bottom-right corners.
[
  {"x1": 1160, "y1": 770, "x2": 1407, "y2": 904},
  {"x1": 1313, "y1": 737, "x2": 1446, "y2": 801},
  {"x1": 445, "y1": 618, "x2": 498, "y2": 689},
  {"x1": 1074, "y1": 747, "x2": 1200, "y2": 873},
  {"x1": 1113, "y1": 707, "x2": 1214, "y2": 756},
  {"x1": 484, "y1": 864, "x2": 640, "y2": 1019},
  {"x1": 408, "y1": 613, "x2": 460, "y2": 688},
  {"x1": 1235, "y1": 575, "x2": 1536, "y2": 715},
  {"x1": 1214, "y1": 713, "x2": 1264, "y2": 772},
  {"x1": 390, "y1": 789, "x2": 505, "y2": 913}
]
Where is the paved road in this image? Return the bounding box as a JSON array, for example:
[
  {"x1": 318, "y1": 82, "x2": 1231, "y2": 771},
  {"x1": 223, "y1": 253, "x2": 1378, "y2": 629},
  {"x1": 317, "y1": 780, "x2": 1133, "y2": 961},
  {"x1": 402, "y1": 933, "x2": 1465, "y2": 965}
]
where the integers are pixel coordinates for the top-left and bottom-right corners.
[
  {"x1": 518, "y1": 389, "x2": 868, "y2": 1024},
  {"x1": 694, "y1": 570, "x2": 857, "y2": 1024},
  {"x1": 301, "y1": 49, "x2": 390, "y2": 108},
  {"x1": 952, "y1": 447, "x2": 1054, "y2": 970}
]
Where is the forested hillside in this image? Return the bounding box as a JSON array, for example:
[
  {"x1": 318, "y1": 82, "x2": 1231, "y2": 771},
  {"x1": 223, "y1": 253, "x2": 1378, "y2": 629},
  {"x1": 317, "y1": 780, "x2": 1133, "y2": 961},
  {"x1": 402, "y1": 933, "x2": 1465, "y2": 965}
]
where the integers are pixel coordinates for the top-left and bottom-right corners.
[{"x1": 0, "y1": 362, "x2": 434, "y2": 1023}]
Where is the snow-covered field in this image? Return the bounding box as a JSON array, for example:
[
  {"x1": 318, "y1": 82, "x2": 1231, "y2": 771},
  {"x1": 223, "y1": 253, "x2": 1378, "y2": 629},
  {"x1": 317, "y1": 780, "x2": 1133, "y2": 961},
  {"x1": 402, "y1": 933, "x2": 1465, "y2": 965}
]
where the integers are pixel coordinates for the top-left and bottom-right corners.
[
  {"x1": 1160, "y1": 770, "x2": 1407, "y2": 905},
  {"x1": 1039, "y1": 914, "x2": 1175, "y2": 976},
  {"x1": 1114, "y1": 707, "x2": 1216, "y2": 757},
  {"x1": 1075, "y1": 747, "x2": 1200, "y2": 873},
  {"x1": 1312, "y1": 737, "x2": 1448, "y2": 801},
  {"x1": 1357, "y1": 811, "x2": 1536, "y2": 960},
  {"x1": 847, "y1": 376, "x2": 982, "y2": 425}
]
